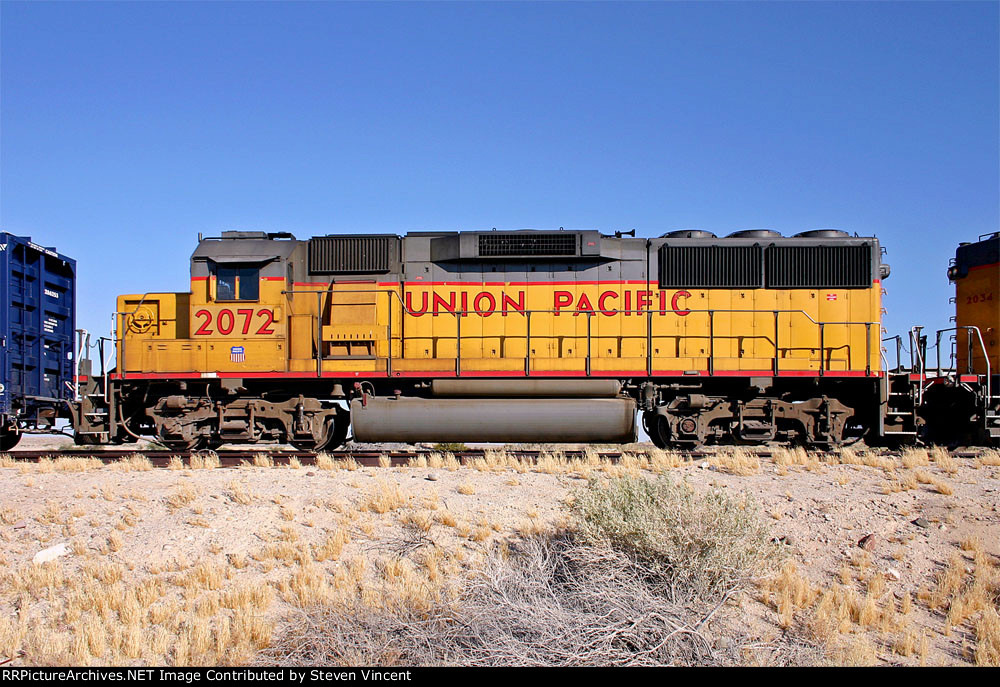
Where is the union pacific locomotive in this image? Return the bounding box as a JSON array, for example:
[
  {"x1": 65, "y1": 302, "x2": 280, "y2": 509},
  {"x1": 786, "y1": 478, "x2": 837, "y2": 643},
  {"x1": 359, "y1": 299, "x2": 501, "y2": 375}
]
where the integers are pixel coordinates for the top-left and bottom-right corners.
[{"x1": 1, "y1": 228, "x2": 997, "y2": 450}]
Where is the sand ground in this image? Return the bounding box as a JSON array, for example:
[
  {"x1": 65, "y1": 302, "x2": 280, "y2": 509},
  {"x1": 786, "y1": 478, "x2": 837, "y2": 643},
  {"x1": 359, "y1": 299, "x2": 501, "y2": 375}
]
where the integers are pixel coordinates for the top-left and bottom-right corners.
[{"x1": 1, "y1": 435, "x2": 998, "y2": 666}]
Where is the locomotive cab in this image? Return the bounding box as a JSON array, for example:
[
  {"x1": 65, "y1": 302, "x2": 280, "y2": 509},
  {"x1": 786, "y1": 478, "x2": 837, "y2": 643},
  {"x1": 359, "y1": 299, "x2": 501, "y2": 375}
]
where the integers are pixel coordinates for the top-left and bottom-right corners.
[{"x1": 103, "y1": 231, "x2": 350, "y2": 450}]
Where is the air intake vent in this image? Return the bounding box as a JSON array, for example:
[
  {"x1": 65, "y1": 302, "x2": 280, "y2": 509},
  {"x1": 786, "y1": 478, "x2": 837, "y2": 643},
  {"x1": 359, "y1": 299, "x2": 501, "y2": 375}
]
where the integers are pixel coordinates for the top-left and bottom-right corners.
[
  {"x1": 765, "y1": 245, "x2": 872, "y2": 288},
  {"x1": 308, "y1": 236, "x2": 395, "y2": 274},
  {"x1": 478, "y1": 233, "x2": 577, "y2": 258},
  {"x1": 659, "y1": 245, "x2": 763, "y2": 288}
]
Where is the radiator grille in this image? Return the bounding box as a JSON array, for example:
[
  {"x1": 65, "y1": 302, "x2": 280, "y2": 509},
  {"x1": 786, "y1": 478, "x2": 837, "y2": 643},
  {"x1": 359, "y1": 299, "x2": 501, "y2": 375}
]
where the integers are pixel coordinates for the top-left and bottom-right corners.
[
  {"x1": 765, "y1": 245, "x2": 872, "y2": 288},
  {"x1": 309, "y1": 236, "x2": 394, "y2": 274},
  {"x1": 478, "y1": 233, "x2": 577, "y2": 258},
  {"x1": 658, "y1": 245, "x2": 763, "y2": 288}
]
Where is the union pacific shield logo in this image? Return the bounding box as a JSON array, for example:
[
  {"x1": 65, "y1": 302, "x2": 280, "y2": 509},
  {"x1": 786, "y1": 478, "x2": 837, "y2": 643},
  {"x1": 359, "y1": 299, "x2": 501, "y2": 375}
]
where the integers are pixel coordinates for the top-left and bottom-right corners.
[{"x1": 230, "y1": 346, "x2": 245, "y2": 363}]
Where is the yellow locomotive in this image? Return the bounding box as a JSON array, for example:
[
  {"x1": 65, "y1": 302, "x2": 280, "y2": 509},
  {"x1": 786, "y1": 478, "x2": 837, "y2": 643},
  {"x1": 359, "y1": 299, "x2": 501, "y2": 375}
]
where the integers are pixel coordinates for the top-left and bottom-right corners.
[
  {"x1": 913, "y1": 231, "x2": 999, "y2": 443},
  {"x1": 69, "y1": 228, "x2": 899, "y2": 450}
]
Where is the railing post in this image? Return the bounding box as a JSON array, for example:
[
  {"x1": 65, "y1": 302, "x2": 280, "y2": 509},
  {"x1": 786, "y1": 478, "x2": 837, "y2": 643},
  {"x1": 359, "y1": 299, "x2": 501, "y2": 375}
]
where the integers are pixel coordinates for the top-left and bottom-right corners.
[
  {"x1": 386, "y1": 291, "x2": 392, "y2": 377},
  {"x1": 456, "y1": 311, "x2": 461, "y2": 377},
  {"x1": 586, "y1": 311, "x2": 593, "y2": 377},
  {"x1": 117, "y1": 313, "x2": 126, "y2": 382},
  {"x1": 315, "y1": 292, "x2": 322, "y2": 377},
  {"x1": 967, "y1": 326, "x2": 974, "y2": 375},
  {"x1": 936, "y1": 330, "x2": 943, "y2": 377},
  {"x1": 524, "y1": 311, "x2": 531, "y2": 377},
  {"x1": 708, "y1": 310, "x2": 715, "y2": 376},
  {"x1": 865, "y1": 323, "x2": 872, "y2": 376},
  {"x1": 646, "y1": 308, "x2": 653, "y2": 377},
  {"x1": 819, "y1": 323, "x2": 825, "y2": 376},
  {"x1": 773, "y1": 311, "x2": 779, "y2": 376}
]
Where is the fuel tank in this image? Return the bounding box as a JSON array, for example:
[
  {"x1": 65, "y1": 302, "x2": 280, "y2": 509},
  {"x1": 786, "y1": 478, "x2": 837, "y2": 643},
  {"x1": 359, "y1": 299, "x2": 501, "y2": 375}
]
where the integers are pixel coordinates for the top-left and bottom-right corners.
[{"x1": 350, "y1": 397, "x2": 638, "y2": 444}]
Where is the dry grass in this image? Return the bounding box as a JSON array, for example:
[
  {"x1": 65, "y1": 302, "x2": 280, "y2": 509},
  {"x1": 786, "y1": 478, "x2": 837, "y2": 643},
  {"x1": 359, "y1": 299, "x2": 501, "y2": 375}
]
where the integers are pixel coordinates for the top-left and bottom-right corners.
[
  {"x1": 0, "y1": 550, "x2": 279, "y2": 666},
  {"x1": 255, "y1": 473, "x2": 817, "y2": 667},
  {"x1": 250, "y1": 453, "x2": 273, "y2": 468},
  {"x1": 974, "y1": 449, "x2": 1000, "y2": 468},
  {"x1": 261, "y1": 536, "x2": 805, "y2": 666},
  {"x1": 52, "y1": 456, "x2": 104, "y2": 472},
  {"x1": 1, "y1": 506, "x2": 22, "y2": 525},
  {"x1": 165, "y1": 482, "x2": 200, "y2": 511},
  {"x1": 760, "y1": 561, "x2": 820, "y2": 629},
  {"x1": 755, "y1": 537, "x2": 996, "y2": 666},
  {"x1": 977, "y1": 609, "x2": 1000, "y2": 666},
  {"x1": 226, "y1": 480, "x2": 256, "y2": 505},
  {"x1": 188, "y1": 452, "x2": 220, "y2": 470},
  {"x1": 930, "y1": 447, "x2": 959, "y2": 475},
  {"x1": 798, "y1": 533, "x2": 1000, "y2": 666},
  {"x1": 930, "y1": 477, "x2": 955, "y2": 496},
  {"x1": 773, "y1": 446, "x2": 809, "y2": 468},
  {"x1": 361, "y1": 479, "x2": 408, "y2": 514},
  {"x1": 111, "y1": 454, "x2": 154, "y2": 472},
  {"x1": 709, "y1": 448, "x2": 761, "y2": 475},
  {"x1": 3, "y1": 441, "x2": 995, "y2": 667},
  {"x1": 901, "y1": 448, "x2": 930, "y2": 468}
]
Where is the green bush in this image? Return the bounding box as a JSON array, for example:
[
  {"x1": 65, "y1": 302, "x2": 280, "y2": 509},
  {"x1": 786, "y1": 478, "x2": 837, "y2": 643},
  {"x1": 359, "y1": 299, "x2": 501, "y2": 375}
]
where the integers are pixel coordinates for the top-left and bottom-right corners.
[
  {"x1": 432, "y1": 442, "x2": 468, "y2": 452},
  {"x1": 569, "y1": 474, "x2": 781, "y2": 601}
]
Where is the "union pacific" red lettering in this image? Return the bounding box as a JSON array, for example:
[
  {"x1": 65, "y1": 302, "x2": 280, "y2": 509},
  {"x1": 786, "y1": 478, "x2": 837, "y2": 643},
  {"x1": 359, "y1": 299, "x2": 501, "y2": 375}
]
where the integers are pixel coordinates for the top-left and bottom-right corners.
[{"x1": 405, "y1": 289, "x2": 691, "y2": 317}]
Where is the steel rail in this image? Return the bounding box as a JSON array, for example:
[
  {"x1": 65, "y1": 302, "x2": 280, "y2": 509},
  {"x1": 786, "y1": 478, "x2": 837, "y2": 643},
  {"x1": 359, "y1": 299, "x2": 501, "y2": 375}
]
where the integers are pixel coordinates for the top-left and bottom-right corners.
[{"x1": 3, "y1": 447, "x2": 986, "y2": 467}]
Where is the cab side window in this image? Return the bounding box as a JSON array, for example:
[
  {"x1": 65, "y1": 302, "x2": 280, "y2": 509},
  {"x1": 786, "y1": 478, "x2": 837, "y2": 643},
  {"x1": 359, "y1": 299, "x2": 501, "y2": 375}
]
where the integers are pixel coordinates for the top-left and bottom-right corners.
[
  {"x1": 215, "y1": 265, "x2": 259, "y2": 301},
  {"x1": 237, "y1": 266, "x2": 259, "y2": 300}
]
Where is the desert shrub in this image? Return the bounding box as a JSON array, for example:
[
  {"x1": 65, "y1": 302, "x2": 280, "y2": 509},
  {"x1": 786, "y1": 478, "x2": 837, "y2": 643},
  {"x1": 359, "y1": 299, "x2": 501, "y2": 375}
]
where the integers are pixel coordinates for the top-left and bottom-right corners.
[
  {"x1": 569, "y1": 474, "x2": 781, "y2": 601},
  {"x1": 432, "y1": 442, "x2": 468, "y2": 452},
  {"x1": 259, "y1": 475, "x2": 796, "y2": 667}
]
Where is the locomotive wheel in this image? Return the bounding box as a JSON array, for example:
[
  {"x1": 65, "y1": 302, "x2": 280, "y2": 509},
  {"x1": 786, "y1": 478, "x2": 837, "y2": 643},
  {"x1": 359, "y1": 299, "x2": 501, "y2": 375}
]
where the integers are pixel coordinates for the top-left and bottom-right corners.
[
  {"x1": 327, "y1": 407, "x2": 351, "y2": 450},
  {"x1": 290, "y1": 408, "x2": 350, "y2": 452},
  {"x1": 161, "y1": 436, "x2": 207, "y2": 452},
  {"x1": 0, "y1": 427, "x2": 22, "y2": 451},
  {"x1": 643, "y1": 411, "x2": 671, "y2": 449},
  {"x1": 290, "y1": 418, "x2": 335, "y2": 452}
]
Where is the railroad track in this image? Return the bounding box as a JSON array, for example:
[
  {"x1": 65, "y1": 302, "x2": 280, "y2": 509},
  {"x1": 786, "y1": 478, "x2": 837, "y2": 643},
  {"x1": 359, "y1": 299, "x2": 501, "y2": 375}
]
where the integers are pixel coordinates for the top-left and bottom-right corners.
[
  {"x1": 6, "y1": 448, "x2": 643, "y2": 468},
  {"x1": 3, "y1": 446, "x2": 989, "y2": 468}
]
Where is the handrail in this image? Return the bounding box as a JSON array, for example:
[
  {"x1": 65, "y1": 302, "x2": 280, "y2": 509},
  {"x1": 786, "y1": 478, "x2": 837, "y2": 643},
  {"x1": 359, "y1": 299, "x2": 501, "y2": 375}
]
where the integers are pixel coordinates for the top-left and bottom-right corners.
[
  {"x1": 881, "y1": 334, "x2": 903, "y2": 372},
  {"x1": 283, "y1": 286, "x2": 880, "y2": 378},
  {"x1": 74, "y1": 329, "x2": 90, "y2": 401},
  {"x1": 934, "y1": 326, "x2": 993, "y2": 419},
  {"x1": 285, "y1": 283, "x2": 877, "y2": 326},
  {"x1": 115, "y1": 285, "x2": 880, "y2": 381},
  {"x1": 909, "y1": 327, "x2": 927, "y2": 406}
]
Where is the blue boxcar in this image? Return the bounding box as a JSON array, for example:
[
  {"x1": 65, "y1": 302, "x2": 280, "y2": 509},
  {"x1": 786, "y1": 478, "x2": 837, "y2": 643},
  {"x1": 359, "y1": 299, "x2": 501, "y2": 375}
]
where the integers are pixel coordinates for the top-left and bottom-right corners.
[{"x1": 0, "y1": 232, "x2": 77, "y2": 449}]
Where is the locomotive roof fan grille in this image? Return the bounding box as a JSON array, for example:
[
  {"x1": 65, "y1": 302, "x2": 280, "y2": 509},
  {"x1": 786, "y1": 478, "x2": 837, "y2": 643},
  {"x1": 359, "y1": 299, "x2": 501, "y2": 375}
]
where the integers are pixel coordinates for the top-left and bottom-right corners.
[
  {"x1": 659, "y1": 245, "x2": 763, "y2": 288},
  {"x1": 659, "y1": 242, "x2": 874, "y2": 289},
  {"x1": 765, "y1": 244, "x2": 872, "y2": 288},
  {"x1": 308, "y1": 235, "x2": 394, "y2": 274},
  {"x1": 478, "y1": 233, "x2": 578, "y2": 258}
]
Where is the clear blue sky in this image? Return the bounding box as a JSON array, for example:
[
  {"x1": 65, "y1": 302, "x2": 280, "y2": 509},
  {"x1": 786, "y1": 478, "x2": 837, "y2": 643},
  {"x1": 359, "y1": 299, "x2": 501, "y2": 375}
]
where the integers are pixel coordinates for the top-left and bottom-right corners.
[{"x1": 2, "y1": 1, "x2": 998, "y2": 349}]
